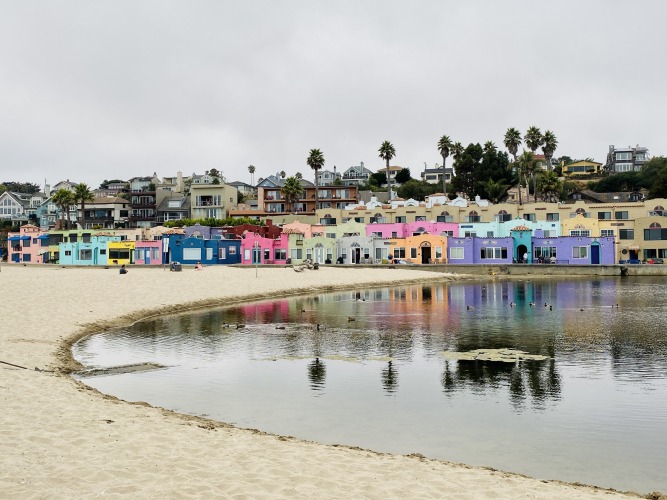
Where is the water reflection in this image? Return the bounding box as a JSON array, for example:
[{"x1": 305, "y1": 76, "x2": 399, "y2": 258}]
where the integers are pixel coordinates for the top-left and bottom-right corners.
[{"x1": 73, "y1": 277, "x2": 667, "y2": 494}]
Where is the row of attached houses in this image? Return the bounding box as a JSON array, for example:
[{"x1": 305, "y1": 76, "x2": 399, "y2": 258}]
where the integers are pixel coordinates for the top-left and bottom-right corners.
[{"x1": 9, "y1": 207, "x2": 667, "y2": 267}]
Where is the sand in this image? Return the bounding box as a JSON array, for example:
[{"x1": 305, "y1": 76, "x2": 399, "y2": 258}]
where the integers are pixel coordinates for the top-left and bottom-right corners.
[{"x1": 0, "y1": 264, "x2": 649, "y2": 499}]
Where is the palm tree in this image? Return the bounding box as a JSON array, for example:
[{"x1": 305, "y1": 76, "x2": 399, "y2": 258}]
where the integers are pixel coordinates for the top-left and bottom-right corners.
[
  {"x1": 307, "y1": 148, "x2": 325, "y2": 211},
  {"x1": 248, "y1": 165, "x2": 256, "y2": 185},
  {"x1": 52, "y1": 189, "x2": 76, "y2": 229},
  {"x1": 483, "y1": 141, "x2": 497, "y2": 153},
  {"x1": 451, "y1": 141, "x2": 464, "y2": 160},
  {"x1": 481, "y1": 178, "x2": 509, "y2": 204},
  {"x1": 437, "y1": 135, "x2": 453, "y2": 197},
  {"x1": 503, "y1": 127, "x2": 522, "y2": 162},
  {"x1": 524, "y1": 126, "x2": 543, "y2": 154},
  {"x1": 519, "y1": 151, "x2": 540, "y2": 203},
  {"x1": 280, "y1": 170, "x2": 286, "y2": 179},
  {"x1": 536, "y1": 171, "x2": 562, "y2": 202},
  {"x1": 281, "y1": 176, "x2": 303, "y2": 213},
  {"x1": 378, "y1": 140, "x2": 396, "y2": 200},
  {"x1": 74, "y1": 183, "x2": 94, "y2": 229},
  {"x1": 542, "y1": 130, "x2": 558, "y2": 171},
  {"x1": 295, "y1": 172, "x2": 303, "y2": 180}
]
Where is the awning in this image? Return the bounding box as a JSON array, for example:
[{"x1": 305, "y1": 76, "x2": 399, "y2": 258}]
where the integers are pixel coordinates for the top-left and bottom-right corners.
[
  {"x1": 20, "y1": 235, "x2": 30, "y2": 240},
  {"x1": 38, "y1": 250, "x2": 49, "y2": 255},
  {"x1": 628, "y1": 245, "x2": 640, "y2": 251},
  {"x1": 38, "y1": 234, "x2": 50, "y2": 240},
  {"x1": 7, "y1": 236, "x2": 21, "y2": 241}
]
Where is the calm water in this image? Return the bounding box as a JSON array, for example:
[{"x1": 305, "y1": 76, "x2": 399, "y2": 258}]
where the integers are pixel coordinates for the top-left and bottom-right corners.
[{"x1": 73, "y1": 276, "x2": 667, "y2": 494}]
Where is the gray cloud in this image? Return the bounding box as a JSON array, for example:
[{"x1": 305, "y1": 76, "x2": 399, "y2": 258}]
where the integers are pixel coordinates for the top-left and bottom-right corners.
[{"x1": 1, "y1": 0, "x2": 666, "y2": 188}]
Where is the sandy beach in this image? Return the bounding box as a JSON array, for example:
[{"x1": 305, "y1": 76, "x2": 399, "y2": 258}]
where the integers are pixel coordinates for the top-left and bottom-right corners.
[{"x1": 0, "y1": 264, "x2": 652, "y2": 499}]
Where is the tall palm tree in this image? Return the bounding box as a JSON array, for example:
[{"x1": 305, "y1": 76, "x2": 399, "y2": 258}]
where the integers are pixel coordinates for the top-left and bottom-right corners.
[
  {"x1": 280, "y1": 170, "x2": 286, "y2": 179},
  {"x1": 74, "y1": 183, "x2": 94, "y2": 229},
  {"x1": 307, "y1": 148, "x2": 325, "y2": 211},
  {"x1": 52, "y1": 188, "x2": 76, "y2": 229},
  {"x1": 281, "y1": 176, "x2": 303, "y2": 213},
  {"x1": 503, "y1": 127, "x2": 522, "y2": 162},
  {"x1": 248, "y1": 165, "x2": 256, "y2": 185},
  {"x1": 542, "y1": 130, "x2": 558, "y2": 171},
  {"x1": 519, "y1": 150, "x2": 541, "y2": 203},
  {"x1": 524, "y1": 126, "x2": 543, "y2": 154},
  {"x1": 437, "y1": 135, "x2": 453, "y2": 197},
  {"x1": 378, "y1": 140, "x2": 396, "y2": 200},
  {"x1": 295, "y1": 172, "x2": 303, "y2": 180}
]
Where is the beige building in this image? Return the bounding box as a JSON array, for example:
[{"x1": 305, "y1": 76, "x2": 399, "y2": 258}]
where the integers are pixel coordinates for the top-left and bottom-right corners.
[{"x1": 190, "y1": 183, "x2": 238, "y2": 220}]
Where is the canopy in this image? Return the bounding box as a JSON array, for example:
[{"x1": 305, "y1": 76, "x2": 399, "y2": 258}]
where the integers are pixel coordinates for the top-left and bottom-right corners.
[
  {"x1": 38, "y1": 234, "x2": 50, "y2": 240},
  {"x1": 7, "y1": 236, "x2": 21, "y2": 241}
]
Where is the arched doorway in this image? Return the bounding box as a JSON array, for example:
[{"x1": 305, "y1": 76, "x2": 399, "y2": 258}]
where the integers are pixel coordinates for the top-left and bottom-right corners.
[
  {"x1": 591, "y1": 241, "x2": 600, "y2": 264},
  {"x1": 517, "y1": 244, "x2": 528, "y2": 263},
  {"x1": 420, "y1": 241, "x2": 432, "y2": 264}
]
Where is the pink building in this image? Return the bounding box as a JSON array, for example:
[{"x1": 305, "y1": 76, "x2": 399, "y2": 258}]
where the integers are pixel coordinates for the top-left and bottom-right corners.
[
  {"x1": 134, "y1": 240, "x2": 163, "y2": 265},
  {"x1": 366, "y1": 221, "x2": 459, "y2": 239},
  {"x1": 281, "y1": 221, "x2": 325, "y2": 238},
  {"x1": 240, "y1": 232, "x2": 289, "y2": 265},
  {"x1": 7, "y1": 224, "x2": 50, "y2": 264}
]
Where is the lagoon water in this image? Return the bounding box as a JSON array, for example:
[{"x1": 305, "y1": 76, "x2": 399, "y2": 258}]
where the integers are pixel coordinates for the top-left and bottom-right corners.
[{"x1": 73, "y1": 276, "x2": 667, "y2": 494}]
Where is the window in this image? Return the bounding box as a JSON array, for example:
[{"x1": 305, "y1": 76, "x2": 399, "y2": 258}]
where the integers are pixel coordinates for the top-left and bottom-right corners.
[
  {"x1": 23, "y1": 239, "x2": 31, "y2": 248},
  {"x1": 327, "y1": 249, "x2": 333, "y2": 261},
  {"x1": 393, "y1": 247, "x2": 406, "y2": 259},
  {"x1": 573, "y1": 246, "x2": 588, "y2": 259},
  {"x1": 616, "y1": 152, "x2": 631, "y2": 160},
  {"x1": 274, "y1": 249, "x2": 286, "y2": 260},
  {"x1": 601, "y1": 229, "x2": 614, "y2": 237},
  {"x1": 464, "y1": 231, "x2": 476, "y2": 237},
  {"x1": 415, "y1": 216, "x2": 426, "y2": 222},
  {"x1": 644, "y1": 228, "x2": 667, "y2": 240},
  {"x1": 486, "y1": 231, "x2": 494, "y2": 237},
  {"x1": 364, "y1": 248, "x2": 371, "y2": 260},
  {"x1": 65, "y1": 250, "x2": 72, "y2": 256},
  {"x1": 395, "y1": 216, "x2": 406, "y2": 223},
  {"x1": 100, "y1": 249, "x2": 107, "y2": 255},
  {"x1": 229, "y1": 247, "x2": 237, "y2": 255},
  {"x1": 615, "y1": 211, "x2": 629, "y2": 220},
  {"x1": 264, "y1": 249, "x2": 270, "y2": 261},
  {"x1": 598, "y1": 212, "x2": 611, "y2": 220},
  {"x1": 480, "y1": 247, "x2": 508, "y2": 259},
  {"x1": 524, "y1": 213, "x2": 536, "y2": 222},
  {"x1": 619, "y1": 229, "x2": 634, "y2": 240},
  {"x1": 151, "y1": 248, "x2": 160, "y2": 260},
  {"x1": 440, "y1": 230, "x2": 454, "y2": 237},
  {"x1": 133, "y1": 249, "x2": 142, "y2": 260},
  {"x1": 615, "y1": 163, "x2": 633, "y2": 172},
  {"x1": 306, "y1": 249, "x2": 312, "y2": 260},
  {"x1": 109, "y1": 249, "x2": 130, "y2": 260},
  {"x1": 410, "y1": 247, "x2": 417, "y2": 259},
  {"x1": 450, "y1": 247, "x2": 464, "y2": 259},
  {"x1": 391, "y1": 232, "x2": 398, "y2": 238},
  {"x1": 372, "y1": 231, "x2": 382, "y2": 237},
  {"x1": 78, "y1": 248, "x2": 92, "y2": 260},
  {"x1": 496, "y1": 211, "x2": 511, "y2": 222},
  {"x1": 290, "y1": 248, "x2": 303, "y2": 259},
  {"x1": 570, "y1": 230, "x2": 590, "y2": 237},
  {"x1": 534, "y1": 246, "x2": 556, "y2": 259}
]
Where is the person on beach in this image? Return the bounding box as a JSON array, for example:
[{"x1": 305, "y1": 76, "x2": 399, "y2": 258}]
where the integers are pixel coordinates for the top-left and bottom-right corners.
[
  {"x1": 119, "y1": 264, "x2": 128, "y2": 274},
  {"x1": 195, "y1": 261, "x2": 203, "y2": 271}
]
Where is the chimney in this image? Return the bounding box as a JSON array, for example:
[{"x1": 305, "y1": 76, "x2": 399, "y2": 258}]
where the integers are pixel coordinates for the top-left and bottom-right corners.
[{"x1": 177, "y1": 171, "x2": 183, "y2": 192}]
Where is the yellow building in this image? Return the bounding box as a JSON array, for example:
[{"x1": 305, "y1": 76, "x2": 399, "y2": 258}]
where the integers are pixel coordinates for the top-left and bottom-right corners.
[
  {"x1": 562, "y1": 160, "x2": 603, "y2": 176},
  {"x1": 107, "y1": 240, "x2": 135, "y2": 264}
]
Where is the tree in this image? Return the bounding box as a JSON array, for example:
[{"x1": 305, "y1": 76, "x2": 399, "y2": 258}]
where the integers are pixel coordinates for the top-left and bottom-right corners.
[
  {"x1": 483, "y1": 141, "x2": 497, "y2": 153},
  {"x1": 295, "y1": 172, "x2": 303, "y2": 180},
  {"x1": 280, "y1": 170, "x2": 286, "y2": 179},
  {"x1": 518, "y1": 151, "x2": 540, "y2": 202},
  {"x1": 74, "y1": 183, "x2": 94, "y2": 229},
  {"x1": 52, "y1": 189, "x2": 76, "y2": 229},
  {"x1": 307, "y1": 148, "x2": 325, "y2": 210},
  {"x1": 640, "y1": 156, "x2": 667, "y2": 197},
  {"x1": 480, "y1": 178, "x2": 509, "y2": 204},
  {"x1": 437, "y1": 135, "x2": 453, "y2": 197},
  {"x1": 397, "y1": 179, "x2": 439, "y2": 201},
  {"x1": 524, "y1": 126, "x2": 543, "y2": 154},
  {"x1": 248, "y1": 165, "x2": 256, "y2": 185},
  {"x1": 370, "y1": 171, "x2": 387, "y2": 187},
  {"x1": 1, "y1": 181, "x2": 40, "y2": 194},
  {"x1": 378, "y1": 141, "x2": 396, "y2": 200},
  {"x1": 503, "y1": 127, "x2": 522, "y2": 162},
  {"x1": 536, "y1": 171, "x2": 562, "y2": 202},
  {"x1": 395, "y1": 168, "x2": 412, "y2": 184},
  {"x1": 542, "y1": 131, "x2": 558, "y2": 171},
  {"x1": 281, "y1": 176, "x2": 303, "y2": 212},
  {"x1": 451, "y1": 143, "x2": 483, "y2": 200},
  {"x1": 451, "y1": 142, "x2": 464, "y2": 160}
]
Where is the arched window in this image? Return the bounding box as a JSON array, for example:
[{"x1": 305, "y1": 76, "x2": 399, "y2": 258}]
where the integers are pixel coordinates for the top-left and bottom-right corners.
[
  {"x1": 649, "y1": 222, "x2": 661, "y2": 228},
  {"x1": 576, "y1": 208, "x2": 586, "y2": 215},
  {"x1": 468, "y1": 210, "x2": 480, "y2": 223},
  {"x1": 497, "y1": 209, "x2": 510, "y2": 222}
]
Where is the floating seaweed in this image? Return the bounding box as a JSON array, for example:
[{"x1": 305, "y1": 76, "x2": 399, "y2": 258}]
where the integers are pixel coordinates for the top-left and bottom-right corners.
[{"x1": 440, "y1": 348, "x2": 548, "y2": 363}]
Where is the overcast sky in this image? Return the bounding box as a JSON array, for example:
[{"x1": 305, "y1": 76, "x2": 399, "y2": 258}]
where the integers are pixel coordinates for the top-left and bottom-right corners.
[{"x1": 1, "y1": 0, "x2": 666, "y2": 190}]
